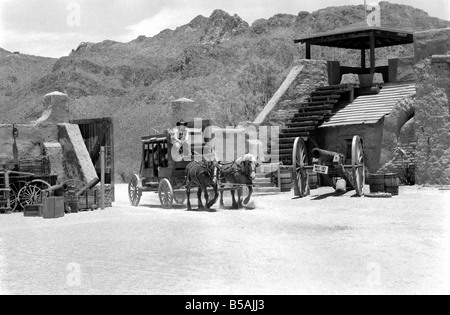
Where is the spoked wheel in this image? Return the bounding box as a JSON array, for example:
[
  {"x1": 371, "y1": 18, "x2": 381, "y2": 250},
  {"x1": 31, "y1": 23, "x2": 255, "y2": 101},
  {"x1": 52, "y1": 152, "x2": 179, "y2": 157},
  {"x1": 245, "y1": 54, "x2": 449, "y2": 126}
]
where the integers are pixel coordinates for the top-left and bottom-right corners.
[
  {"x1": 292, "y1": 137, "x2": 310, "y2": 197},
  {"x1": 352, "y1": 135, "x2": 365, "y2": 197},
  {"x1": 18, "y1": 180, "x2": 51, "y2": 208},
  {"x1": 128, "y1": 175, "x2": 142, "y2": 207},
  {"x1": 158, "y1": 179, "x2": 174, "y2": 209},
  {"x1": 7, "y1": 181, "x2": 26, "y2": 212},
  {"x1": 173, "y1": 191, "x2": 186, "y2": 205}
]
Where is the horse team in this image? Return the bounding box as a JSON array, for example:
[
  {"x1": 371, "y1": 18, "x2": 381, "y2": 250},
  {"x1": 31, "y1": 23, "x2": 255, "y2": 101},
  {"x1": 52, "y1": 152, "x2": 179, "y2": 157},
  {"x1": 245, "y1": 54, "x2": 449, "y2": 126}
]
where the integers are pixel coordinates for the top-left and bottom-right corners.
[{"x1": 185, "y1": 154, "x2": 259, "y2": 211}]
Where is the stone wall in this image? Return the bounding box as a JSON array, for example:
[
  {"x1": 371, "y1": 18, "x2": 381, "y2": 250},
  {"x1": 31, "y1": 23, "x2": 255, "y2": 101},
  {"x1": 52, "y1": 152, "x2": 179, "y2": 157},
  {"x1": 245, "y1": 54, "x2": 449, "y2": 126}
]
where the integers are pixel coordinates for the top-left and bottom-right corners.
[
  {"x1": 414, "y1": 28, "x2": 450, "y2": 62},
  {"x1": 380, "y1": 96, "x2": 415, "y2": 167},
  {"x1": 378, "y1": 117, "x2": 416, "y2": 184},
  {"x1": 414, "y1": 56, "x2": 450, "y2": 184},
  {"x1": 388, "y1": 57, "x2": 416, "y2": 83},
  {"x1": 0, "y1": 125, "x2": 45, "y2": 164},
  {"x1": 254, "y1": 59, "x2": 329, "y2": 128},
  {"x1": 1, "y1": 91, "x2": 98, "y2": 184},
  {"x1": 313, "y1": 121, "x2": 384, "y2": 175}
]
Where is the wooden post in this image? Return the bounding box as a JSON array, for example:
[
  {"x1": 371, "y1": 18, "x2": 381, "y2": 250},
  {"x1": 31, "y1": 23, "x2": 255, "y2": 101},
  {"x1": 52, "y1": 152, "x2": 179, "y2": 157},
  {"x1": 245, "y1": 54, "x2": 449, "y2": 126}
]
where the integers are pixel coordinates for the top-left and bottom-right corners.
[
  {"x1": 361, "y1": 49, "x2": 366, "y2": 69},
  {"x1": 305, "y1": 42, "x2": 311, "y2": 60},
  {"x1": 100, "y1": 146, "x2": 105, "y2": 210},
  {"x1": 370, "y1": 33, "x2": 376, "y2": 74},
  {"x1": 5, "y1": 171, "x2": 10, "y2": 210}
]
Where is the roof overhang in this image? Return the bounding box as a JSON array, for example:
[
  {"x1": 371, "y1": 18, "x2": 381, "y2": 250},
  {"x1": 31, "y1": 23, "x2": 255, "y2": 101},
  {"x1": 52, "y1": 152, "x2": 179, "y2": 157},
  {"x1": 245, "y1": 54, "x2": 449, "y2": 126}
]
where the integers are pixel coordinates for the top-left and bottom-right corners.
[{"x1": 294, "y1": 24, "x2": 414, "y2": 50}]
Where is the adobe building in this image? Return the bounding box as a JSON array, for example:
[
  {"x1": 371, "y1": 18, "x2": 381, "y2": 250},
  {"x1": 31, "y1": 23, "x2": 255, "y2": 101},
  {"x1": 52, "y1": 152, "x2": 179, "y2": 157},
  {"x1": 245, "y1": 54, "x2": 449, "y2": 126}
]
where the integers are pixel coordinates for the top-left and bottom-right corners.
[
  {"x1": 0, "y1": 92, "x2": 98, "y2": 184},
  {"x1": 254, "y1": 22, "x2": 450, "y2": 186}
]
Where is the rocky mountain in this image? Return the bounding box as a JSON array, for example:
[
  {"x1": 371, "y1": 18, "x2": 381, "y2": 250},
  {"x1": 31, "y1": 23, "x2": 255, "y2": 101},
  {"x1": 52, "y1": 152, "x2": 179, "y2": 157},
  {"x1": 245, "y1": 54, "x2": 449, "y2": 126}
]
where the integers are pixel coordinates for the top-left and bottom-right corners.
[{"x1": 0, "y1": 1, "x2": 449, "y2": 180}]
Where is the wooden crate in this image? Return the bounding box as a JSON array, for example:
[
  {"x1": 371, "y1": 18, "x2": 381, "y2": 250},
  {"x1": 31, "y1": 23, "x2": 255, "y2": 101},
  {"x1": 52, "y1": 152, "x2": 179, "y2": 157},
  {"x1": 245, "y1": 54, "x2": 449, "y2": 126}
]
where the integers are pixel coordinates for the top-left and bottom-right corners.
[
  {"x1": 24, "y1": 204, "x2": 43, "y2": 217},
  {"x1": 43, "y1": 197, "x2": 65, "y2": 219}
]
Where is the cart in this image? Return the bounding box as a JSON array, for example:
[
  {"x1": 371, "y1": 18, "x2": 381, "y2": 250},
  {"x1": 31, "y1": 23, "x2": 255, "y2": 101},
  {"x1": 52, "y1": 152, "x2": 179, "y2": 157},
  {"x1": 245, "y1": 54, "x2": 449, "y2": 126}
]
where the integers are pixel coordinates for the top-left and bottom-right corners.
[
  {"x1": 128, "y1": 127, "x2": 250, "y2": 209},
  {"x1": 0, "y1": 168, "x2": 57, "y2": 212}
]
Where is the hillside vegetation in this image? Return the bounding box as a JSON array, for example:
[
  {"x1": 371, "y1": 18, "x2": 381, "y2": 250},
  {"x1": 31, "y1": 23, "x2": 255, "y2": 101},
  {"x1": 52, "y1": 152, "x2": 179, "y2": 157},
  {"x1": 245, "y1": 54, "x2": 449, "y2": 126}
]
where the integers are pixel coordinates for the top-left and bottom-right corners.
[{"x1": 0, "y1": 1, "x2": 449, "y2": 180}]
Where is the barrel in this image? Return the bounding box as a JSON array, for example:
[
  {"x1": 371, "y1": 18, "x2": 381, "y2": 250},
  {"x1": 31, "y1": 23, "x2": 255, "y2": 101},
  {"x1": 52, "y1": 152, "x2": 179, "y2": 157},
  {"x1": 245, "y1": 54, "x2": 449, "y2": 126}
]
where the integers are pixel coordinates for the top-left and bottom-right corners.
[
  {"x1": 307, "y1": 170, "x2": 319, "y2": 190},
  {"x1": 279, "y1": 166, "x2": 293, "y2": 192},
  {"x1": 369, "y1": 174, "x2": 385, "y2": 193},
  {"x1": 384, "y1": 173, "x2": 400, "y2": 196}
]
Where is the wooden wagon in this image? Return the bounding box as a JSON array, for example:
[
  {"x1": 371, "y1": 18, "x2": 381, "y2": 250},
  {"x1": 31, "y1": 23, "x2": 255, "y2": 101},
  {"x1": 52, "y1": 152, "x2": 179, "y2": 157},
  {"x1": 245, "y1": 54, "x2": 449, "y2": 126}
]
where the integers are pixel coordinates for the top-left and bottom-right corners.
[{"x1": 0, "y1": 158, "x2": 58, "y2": 212}]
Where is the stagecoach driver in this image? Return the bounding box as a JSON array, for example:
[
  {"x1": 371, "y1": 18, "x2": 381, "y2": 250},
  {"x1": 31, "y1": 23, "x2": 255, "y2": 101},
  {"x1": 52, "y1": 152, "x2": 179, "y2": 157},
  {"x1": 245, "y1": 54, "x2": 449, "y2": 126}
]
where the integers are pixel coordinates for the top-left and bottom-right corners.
[{"x1": 170, "y1": 120, "x2": 191, "y2": 161}]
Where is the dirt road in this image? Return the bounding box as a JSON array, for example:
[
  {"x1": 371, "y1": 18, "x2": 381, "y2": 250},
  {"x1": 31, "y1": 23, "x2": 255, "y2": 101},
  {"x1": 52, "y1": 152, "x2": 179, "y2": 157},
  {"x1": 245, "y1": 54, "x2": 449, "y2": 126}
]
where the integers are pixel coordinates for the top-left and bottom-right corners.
[{"x1": 1, "y1": 184, "x2": 450, "y2": 295}]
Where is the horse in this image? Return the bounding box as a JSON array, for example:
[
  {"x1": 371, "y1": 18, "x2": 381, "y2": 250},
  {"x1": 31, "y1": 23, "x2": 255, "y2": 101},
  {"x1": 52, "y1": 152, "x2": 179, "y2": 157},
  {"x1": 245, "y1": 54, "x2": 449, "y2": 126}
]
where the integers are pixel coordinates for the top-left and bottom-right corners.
[
  {"x1": 219, "y1": 154, "x2": 259, "y2": 209},
  {"x1": 185, "y1": 160, "x2": 219, "y2": 211}
]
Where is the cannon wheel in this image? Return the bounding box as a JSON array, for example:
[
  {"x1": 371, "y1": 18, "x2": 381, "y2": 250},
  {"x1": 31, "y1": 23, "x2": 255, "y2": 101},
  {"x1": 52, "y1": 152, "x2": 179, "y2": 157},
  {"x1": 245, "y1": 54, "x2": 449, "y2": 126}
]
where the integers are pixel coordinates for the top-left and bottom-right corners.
[
  {"x1": 128, "y1": 175, "x2": 142, "y2": 207},
  {"x1": 18, "y1": 180, "x2": 51, "y2": 208},
  {"x1": 352, "y1": 135, "x2": 365, "y2": 197},
  {"x1": 292, "y1": 137, "x2": 310, "y2": 197},
  {"x1": 159, "y1": 179, "x2": 174, "y2": 209}
]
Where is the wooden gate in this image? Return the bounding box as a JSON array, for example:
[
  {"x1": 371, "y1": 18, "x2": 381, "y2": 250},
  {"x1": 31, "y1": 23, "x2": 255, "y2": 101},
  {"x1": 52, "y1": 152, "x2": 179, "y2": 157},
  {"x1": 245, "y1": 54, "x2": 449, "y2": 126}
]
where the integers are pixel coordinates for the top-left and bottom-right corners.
[{"x1": 71, "y1": 118, "x2": 115, "y2": 202}]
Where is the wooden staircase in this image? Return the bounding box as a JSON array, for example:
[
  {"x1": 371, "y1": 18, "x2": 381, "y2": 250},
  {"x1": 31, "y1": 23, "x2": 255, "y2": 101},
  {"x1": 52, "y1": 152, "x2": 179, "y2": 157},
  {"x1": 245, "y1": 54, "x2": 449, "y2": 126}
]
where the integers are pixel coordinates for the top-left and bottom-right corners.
[{"x1": 276, "y1": 84, "x2": 354, "y2": 165}]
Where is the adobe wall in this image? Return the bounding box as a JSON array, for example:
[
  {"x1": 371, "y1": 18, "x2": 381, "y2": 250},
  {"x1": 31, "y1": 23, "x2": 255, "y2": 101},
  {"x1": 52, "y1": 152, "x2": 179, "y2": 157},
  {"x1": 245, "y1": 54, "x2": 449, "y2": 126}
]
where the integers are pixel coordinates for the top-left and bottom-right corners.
[
  {"x1": 313, "y1": 121, "x2": 384, "y2": 175},
  {"x1": 414, "y1": 56, "x2": 450, "y2": 184},
  {"x1": 0, "y1": 92, "x2": 97, "y2": 184}
]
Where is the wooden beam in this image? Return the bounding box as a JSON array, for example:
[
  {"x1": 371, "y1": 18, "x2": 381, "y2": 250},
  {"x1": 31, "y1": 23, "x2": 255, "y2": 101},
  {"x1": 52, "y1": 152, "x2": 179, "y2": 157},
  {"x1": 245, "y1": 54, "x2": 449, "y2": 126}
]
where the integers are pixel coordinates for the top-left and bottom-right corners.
[
  {"x1": 370, "y1": 32, "x2": 376, "y2": 74},
  {"x1": 361, "y1": 49, "x2": 366, "y2": 69},
  {"x1": 306, "y1": 42, "x2": 311, "y2": 59}
]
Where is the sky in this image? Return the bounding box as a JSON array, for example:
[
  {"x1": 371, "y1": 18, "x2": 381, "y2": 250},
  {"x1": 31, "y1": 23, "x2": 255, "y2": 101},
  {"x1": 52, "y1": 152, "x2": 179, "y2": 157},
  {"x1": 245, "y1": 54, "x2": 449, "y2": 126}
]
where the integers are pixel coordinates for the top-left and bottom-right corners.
[{"x1": 0, "y1": 0, "x2": 449, "y2": 58}]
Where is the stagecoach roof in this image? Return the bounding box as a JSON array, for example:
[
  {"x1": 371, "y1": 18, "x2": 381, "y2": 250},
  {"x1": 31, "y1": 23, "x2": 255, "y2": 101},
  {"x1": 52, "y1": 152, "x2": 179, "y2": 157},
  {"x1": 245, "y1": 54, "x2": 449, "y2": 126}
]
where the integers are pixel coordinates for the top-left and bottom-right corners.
[
  {"x1": 141, "y1": 135, "x2": 168, "y2": 143},
  {"x1": 294, "y1": 22, "x2": 414, "y2": 49}
]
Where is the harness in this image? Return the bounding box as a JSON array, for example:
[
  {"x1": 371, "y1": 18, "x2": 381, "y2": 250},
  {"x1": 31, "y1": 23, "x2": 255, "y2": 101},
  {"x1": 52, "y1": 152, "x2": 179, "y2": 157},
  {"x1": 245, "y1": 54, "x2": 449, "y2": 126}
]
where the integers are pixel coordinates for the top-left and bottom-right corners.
[
  {"x1": 187, "y1": 161, "x2": 215, "y2": 187},
  {"x1": 219, "y1": 160, "x2": 253, "y2": 184}
]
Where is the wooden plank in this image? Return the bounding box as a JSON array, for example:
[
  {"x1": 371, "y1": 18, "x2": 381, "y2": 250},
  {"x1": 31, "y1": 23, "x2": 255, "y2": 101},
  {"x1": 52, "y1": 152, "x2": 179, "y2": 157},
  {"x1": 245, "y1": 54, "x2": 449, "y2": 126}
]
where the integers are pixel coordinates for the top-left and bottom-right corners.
[
  {"x1": 311, "y1": 89, "x2": 352, "y2": 96},
  {"x1": 316, "y1": 84, "x2": 352, "y2": 90},
  {"x1": 309, "y1": 95, "x2": 342, "y2": 101},
  {"x1": 297, "y1": 99, "x2": 338, "y2": 106},
  {"x1": 285, "y1": 121, "x2": 318, "y2": 128},
  {"x1": 288, "y1": 116, "x2": 322, "y2": 122},
  {"x1": 282, "y1": 126, "x2": 316, "y2": 133},
  {"x1": 294, "y1": 110, "x2": 332, "y2": 117},
  {"x1": 300, "y1": 105, "x2": 335, "y2": 112}
]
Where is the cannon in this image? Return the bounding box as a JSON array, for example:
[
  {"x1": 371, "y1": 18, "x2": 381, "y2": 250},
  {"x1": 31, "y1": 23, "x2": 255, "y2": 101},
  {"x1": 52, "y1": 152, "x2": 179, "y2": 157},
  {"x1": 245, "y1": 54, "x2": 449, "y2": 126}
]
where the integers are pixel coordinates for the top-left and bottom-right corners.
[
  {"x1": 311, "y1": 148, "x2": 345, "y2": 165},
  {"x1": 292, "y1": 135, "x2": 365, "y2": 197},
  {"x1": 44, "y1": 183, "x2": 69, "y2": 197}
]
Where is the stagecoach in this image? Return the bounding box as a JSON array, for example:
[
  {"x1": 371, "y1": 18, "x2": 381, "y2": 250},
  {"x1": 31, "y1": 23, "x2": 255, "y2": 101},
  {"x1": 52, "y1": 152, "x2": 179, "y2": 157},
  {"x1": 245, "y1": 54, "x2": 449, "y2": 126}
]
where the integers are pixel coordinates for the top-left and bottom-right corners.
[{"x1": 128, "y1": 122, "x2": 257, "y2": 209}]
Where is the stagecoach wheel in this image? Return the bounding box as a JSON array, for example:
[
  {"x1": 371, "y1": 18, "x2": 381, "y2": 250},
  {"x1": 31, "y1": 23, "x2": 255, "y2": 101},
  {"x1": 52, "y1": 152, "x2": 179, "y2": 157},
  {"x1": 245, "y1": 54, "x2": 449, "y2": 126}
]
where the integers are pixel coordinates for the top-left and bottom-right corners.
[
  {"x1": 292, "y1": 137, "x2": 309, "y2": 197},
  {"x1": 352, "y1": 135, "x2": 365, "y2": 197},
  {"x1": 158, "y1": 179, "x2": 174, "y2": 209},
  {"x1": 173, "y1": 191, "x2": 186, "y2": 205},
  {"x1": 128, "y1": 175, "x2": 142, "y2": 207}
]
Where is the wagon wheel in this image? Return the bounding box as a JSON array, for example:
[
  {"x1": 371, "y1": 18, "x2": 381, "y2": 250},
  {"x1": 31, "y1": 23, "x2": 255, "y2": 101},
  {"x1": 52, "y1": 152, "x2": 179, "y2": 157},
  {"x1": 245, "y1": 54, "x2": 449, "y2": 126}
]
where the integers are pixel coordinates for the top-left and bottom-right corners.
[
  {"x1": 128, "y1": 175, "x2": 142, "y2": 207},
  {"x1": 18, "y1": 180, "x2": 51, "y2": 208},
  {"x1": 6, "y1": 181, "x2": 26, "y2": 212},
  {"x1": 292, "y1": 137, "x2": 310, "y2": 197},
  {"x1": 173, "y1": 191, "x2": 186, "y2": 205},
  {"x1": 158, "y1": 179, "x2": 174, "y2": 209},
  {"x1": 352, "y1": 135, "x2": 365, "y2": 197}
]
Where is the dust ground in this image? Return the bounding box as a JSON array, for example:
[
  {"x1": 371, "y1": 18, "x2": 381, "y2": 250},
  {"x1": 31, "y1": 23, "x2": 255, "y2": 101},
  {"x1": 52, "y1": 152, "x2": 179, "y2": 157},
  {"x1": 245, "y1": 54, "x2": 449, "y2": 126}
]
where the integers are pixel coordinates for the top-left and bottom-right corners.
[{"x1": 1, "y1": 184, "x2": 450, "y2": 295}]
